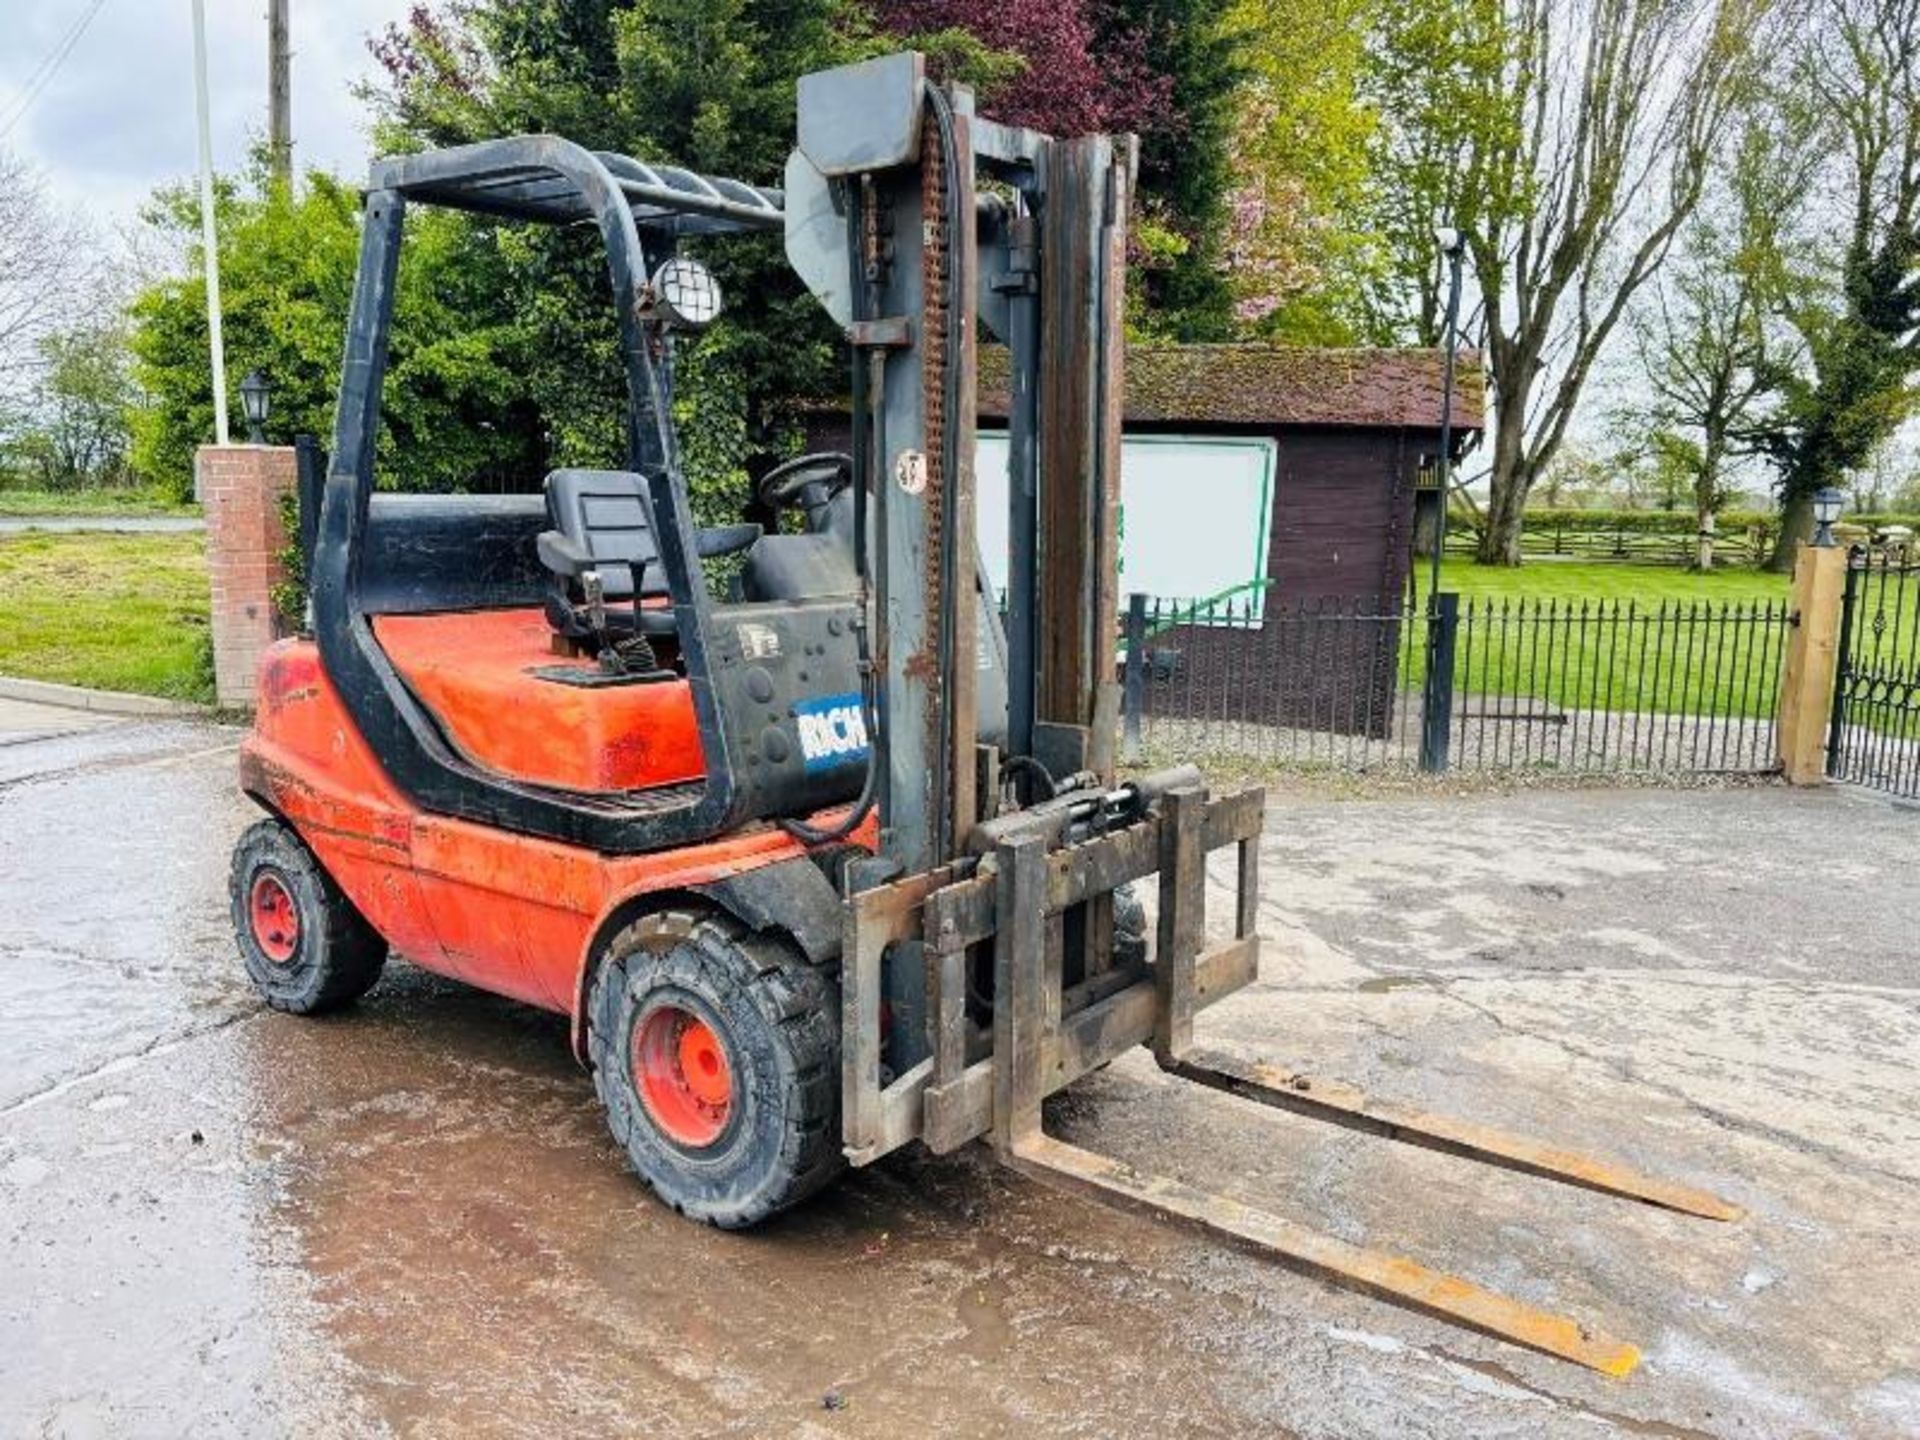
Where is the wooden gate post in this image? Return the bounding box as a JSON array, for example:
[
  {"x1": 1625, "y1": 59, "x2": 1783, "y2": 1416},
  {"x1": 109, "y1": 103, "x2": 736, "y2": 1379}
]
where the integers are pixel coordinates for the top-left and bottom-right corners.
[{"x1": 1776, "y1": 543, "x2": 1849, "y2": 784}]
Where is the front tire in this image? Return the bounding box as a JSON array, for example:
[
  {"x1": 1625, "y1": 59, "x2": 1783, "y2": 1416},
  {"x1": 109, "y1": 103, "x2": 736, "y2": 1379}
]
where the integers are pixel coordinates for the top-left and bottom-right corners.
[
  {"x1": 589, "y1": 910, "x2": 841, "y2": 1229},
  {"x1": 229, "y1": 818, "x2": 387, "y2": 1014}
]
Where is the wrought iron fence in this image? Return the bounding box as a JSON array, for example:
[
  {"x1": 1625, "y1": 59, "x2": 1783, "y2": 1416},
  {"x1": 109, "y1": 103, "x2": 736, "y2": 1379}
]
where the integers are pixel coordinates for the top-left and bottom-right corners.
[
  {"x1": 1121, "y1": 589, "x2": 1792, "y2": 776},
  {"x1": 1828, "y1": 551, "x2": 1920, "y2": 798}
]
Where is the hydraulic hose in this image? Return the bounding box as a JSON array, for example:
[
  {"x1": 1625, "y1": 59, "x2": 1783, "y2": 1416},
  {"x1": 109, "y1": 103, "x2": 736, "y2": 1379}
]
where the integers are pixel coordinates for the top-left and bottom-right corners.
[
  {"x1": 783, "y1": 88, "x2": 966, "y2": 857},
  {"x1": 781, "y1": 177, "x2": 884, "y2": 850}
]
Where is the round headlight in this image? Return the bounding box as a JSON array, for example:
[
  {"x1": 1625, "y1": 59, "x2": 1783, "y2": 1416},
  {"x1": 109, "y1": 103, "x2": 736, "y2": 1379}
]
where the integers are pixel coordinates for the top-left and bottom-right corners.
[{"x1": 650, "y1": 256, "x2": 723, "y2": 329}]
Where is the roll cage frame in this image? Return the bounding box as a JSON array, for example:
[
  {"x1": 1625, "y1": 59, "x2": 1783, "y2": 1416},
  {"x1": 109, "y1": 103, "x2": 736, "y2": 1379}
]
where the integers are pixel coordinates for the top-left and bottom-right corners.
[{"x1": 314, "y1": 136, "x2": 795, "y2": 852}]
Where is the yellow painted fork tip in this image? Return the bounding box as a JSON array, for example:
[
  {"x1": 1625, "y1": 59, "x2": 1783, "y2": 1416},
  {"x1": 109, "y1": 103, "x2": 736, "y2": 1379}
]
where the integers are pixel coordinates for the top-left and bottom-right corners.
[
  {"x1": 1598, "y1": 1342, "x2": 1643, "y2": 1379},
  {"x1": 1668, "y1": 1189, "x2": 1745, "y2": 1223}
]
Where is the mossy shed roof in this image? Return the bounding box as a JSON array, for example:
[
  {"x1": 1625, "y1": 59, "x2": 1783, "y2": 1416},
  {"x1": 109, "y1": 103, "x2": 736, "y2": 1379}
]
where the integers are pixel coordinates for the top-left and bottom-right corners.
[{"x1": 976, "y1": 344, "x2": 1484, "y2": 432}]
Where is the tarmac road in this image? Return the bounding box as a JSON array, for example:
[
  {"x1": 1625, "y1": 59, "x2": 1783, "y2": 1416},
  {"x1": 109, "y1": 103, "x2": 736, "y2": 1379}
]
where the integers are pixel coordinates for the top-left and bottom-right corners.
[{"x1": 1, "y1": 706, "x2": 1916, "y2": 1438}]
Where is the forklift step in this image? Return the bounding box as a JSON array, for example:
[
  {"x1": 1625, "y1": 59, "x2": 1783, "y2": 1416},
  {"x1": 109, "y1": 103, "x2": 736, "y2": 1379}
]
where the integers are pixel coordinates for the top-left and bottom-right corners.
[
  {"x1": 1167, "y1": 1046, "x2": 1744, "y2": 1223},
  {"x1": 1005, "y1": 1132, "x2": 1643, "y2": 1377}
]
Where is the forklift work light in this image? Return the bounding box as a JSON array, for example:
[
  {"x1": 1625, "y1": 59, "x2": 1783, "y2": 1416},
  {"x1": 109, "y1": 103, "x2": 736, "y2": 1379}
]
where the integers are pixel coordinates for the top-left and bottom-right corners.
[{"x1": 649, "y1": 256, "x2": 722, "y2": 329}]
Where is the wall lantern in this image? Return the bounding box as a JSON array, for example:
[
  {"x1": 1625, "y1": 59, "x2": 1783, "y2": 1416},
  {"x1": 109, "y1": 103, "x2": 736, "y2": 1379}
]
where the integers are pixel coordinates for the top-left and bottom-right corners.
[
  {"x1": 240, "y1": 368, "x2": 272, "y2": 445},
  {"x1": 1812, "y1": 486, "x2": 1844, "y2": 548}
]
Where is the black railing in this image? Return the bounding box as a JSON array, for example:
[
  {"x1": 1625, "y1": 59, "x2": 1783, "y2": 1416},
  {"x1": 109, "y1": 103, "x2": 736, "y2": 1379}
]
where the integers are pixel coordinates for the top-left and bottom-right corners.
[
  {"x1": 1829, "y1": 550, "x2": 1920, "y2": 797},
  {"x1": 1122, "y1": 590, "x2": 1792, "y2": 776}
]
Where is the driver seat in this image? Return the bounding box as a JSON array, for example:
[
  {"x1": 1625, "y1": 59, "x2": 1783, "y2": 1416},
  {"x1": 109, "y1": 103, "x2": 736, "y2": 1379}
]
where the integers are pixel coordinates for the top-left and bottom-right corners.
[
  {"x1": 537, "y1": 469, "x2": 671, "y2": 645},
  {"x1": 536, "y1": 469, "x2": 761, "y2": 646}
]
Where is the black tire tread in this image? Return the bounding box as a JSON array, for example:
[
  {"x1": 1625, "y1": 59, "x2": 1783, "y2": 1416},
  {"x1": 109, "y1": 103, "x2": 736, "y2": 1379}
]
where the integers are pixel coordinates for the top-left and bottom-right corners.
[
  {"x1": 229, "y1": 818, "x2": 386, "y2": 1014},
  {"x1": 587, "y1": 908, "x2": 841, "y2": 1228}
]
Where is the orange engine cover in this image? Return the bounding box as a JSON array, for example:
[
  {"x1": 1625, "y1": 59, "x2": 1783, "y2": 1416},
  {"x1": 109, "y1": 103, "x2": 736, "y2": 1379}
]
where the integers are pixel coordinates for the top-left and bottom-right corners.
[{"x1": 371, "y1": 608, "x2": 704, "y2": 794}]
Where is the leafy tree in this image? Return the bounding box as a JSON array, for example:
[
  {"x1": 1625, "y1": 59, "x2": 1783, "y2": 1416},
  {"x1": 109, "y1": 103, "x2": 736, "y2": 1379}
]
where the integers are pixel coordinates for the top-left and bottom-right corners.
[
  {"x1": 1103, "y1": 0, "x2": 1243, "y2": 338},
  {"x1": 128, "y1": 169, "x2": 535, "y2": 501},
  {"x1": 1848, "y1": 441, "x2": 1919, "y2": 512},
  {"x1": 874, "y1": 0, "x2": 1243, "y2": 339},
  {"x1": 875, "y1": 0, "x2": 1174, "y2": 137},
  {"x1": 367, "y1": 0, "x2": 871, "y2": 517},
  {"x1": 1219, "y1": 0, "x2": 1376, "y2": 340},
  {"x1": 16, "y1": 320, "x2": 138, "y2": 489},
  {"x1": 1628, "y1": 127, "x2": 1781, "y2": 567},
  {"x1": 1742, "y1": 0, "x2": 1920, "y2": 568},
  {"x1": 1363, "y1": 0, "x2": 1772, "y2": 565},
  {"x1": 1356, "y1": 0, "x2": 1508, "y2": 348},
  {"x1": 1886, "y1": 452, "x2": 1920, "y2": 513}
]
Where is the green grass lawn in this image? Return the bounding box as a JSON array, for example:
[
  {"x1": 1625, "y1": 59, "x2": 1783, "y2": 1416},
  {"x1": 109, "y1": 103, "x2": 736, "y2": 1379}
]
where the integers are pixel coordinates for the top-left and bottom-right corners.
[
  {"x1": 1410, "y1": 558, "x2": 1790, "y2": 606},
  {"x1": 1397, "y1": 560, "x2": 1800, "y2": 720},
  {"x1": 0, "y1": 532, "x2": 213, "y2": 701},
  {"x1": 0, "y1": 487, "x2": 200, "y2": 518}
]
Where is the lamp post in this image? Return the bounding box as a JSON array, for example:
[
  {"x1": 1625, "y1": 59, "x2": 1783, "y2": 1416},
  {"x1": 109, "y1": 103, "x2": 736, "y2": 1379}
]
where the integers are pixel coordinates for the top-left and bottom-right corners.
[
  {"x1": 1428, "y1": 227, "x2": 1467, "y2": 603},
  {"x1": 1811, "y1": 486, "x2": 1844, "y2": 548},
  {"x1": 240, "y1": 369, "x2": 272, "y2": 445}
]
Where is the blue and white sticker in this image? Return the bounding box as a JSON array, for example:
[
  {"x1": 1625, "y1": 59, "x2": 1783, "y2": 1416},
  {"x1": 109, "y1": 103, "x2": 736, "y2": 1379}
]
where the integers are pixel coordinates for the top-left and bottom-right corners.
[{"x1": 792, "y1": 692, "x2": 870, "y2": 772}]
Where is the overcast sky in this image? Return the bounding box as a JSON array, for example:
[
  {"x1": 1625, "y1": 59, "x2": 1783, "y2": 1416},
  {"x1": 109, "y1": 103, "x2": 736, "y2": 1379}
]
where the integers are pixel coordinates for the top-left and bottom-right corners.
[{"x1": 3, "y1": 0, "x2": 411, "y2": 227}]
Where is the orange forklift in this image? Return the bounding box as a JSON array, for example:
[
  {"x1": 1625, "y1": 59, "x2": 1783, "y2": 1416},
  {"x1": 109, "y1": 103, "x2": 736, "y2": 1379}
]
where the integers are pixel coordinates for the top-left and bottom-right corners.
[{"x1": 231, "y1": 52, "x2": 1738, "y2": 1373}]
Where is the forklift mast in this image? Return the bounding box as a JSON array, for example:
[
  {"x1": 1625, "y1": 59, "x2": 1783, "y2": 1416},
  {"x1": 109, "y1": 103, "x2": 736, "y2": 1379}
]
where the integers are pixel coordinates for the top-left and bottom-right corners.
[{"x1": 784, "y1": 52, "x2": 1128, "y2": 879}]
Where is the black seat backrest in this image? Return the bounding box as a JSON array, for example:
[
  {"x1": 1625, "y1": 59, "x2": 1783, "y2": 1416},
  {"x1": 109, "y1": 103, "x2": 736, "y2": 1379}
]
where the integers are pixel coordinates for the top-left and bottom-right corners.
[
  {"x1": 543, "y1": 469, "x2": 663, "y2": 600},
  {"x1": 363, "y1": 493, "x2": 548, "y2": 615}
]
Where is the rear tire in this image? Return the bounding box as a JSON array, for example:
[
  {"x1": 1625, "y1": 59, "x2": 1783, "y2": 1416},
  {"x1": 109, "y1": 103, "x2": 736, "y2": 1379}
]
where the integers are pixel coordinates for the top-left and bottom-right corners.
[
  {"x1": 229, "y1": 818, "x2": 387, "y2": 1014},
  {"x1": 589, "y1": 910, "x2": 842, "y2": 1229}
]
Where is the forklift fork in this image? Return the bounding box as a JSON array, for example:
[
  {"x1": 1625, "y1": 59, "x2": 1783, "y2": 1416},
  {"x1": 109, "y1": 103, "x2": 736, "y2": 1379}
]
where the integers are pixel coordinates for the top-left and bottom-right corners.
[{"x1": 841, "y1": 776, "x2": 1741, "y2": 1376}]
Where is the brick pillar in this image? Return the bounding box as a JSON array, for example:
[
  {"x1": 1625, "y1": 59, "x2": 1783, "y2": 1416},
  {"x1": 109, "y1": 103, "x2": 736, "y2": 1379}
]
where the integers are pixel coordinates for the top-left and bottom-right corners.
[{"x1": 198, "y1": 444, "x2": 296, "y2": 708}]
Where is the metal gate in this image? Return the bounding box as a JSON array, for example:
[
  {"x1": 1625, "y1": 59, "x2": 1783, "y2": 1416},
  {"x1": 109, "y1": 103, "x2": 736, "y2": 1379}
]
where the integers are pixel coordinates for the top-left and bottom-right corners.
[
  {"x1": 1828, "y1": 550, "x2": 1920, "y2": 797},
  {"x1": 1120, "y1": 588, "x2": 1791, "y2": 777}
]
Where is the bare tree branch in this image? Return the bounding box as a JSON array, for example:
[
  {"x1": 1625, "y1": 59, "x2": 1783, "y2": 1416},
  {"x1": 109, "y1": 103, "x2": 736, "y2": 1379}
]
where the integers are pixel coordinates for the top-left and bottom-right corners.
[{"x1": 0, "y1": 149, "x2": 100, "y2": 403}]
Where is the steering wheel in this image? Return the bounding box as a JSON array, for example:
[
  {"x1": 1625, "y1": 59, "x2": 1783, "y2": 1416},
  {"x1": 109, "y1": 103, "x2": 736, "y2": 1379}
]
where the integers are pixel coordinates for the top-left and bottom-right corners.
[
  {"x1": 695, "y1": 521, "x2": 763, "y2": 559},
  {"x1": 756, "y1": 452, "x2": 853, "y2": 511}
]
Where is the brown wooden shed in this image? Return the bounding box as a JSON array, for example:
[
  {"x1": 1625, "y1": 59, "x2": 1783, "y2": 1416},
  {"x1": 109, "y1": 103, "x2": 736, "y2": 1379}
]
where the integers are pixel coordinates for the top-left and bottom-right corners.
[
  {"x1": 977, "y1": 342, "x2": 1484, "y2": 612},
  {"x1": 980, "y1": 344, "x2": 1482, "y2": 739}
]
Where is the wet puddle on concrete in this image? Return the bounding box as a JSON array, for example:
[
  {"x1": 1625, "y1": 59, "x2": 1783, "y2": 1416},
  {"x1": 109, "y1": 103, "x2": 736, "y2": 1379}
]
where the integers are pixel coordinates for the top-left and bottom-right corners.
[
  {"x1": 1355, "y1": 973, "x2": 1437, "y2": 994},
  {"x1": 221, "y1": 972, "x2": 1279, "y2": 1435}
]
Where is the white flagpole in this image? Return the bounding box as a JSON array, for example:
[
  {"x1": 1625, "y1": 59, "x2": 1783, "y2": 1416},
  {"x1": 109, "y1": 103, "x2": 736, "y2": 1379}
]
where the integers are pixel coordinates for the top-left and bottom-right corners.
[{"x1": 191, "y1": 0, "x2": 230, "y2": 445}]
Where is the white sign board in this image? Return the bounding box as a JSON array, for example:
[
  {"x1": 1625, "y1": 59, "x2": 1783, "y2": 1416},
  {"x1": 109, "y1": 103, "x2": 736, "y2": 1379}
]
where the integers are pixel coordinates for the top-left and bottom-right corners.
[{"x1": 974, "y1": 433, "x2": 1275, "y2": 611}]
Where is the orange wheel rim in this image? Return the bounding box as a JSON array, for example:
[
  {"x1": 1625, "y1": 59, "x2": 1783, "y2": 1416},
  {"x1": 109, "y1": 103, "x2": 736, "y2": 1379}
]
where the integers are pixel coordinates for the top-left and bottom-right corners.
[
  {"x1": 632, "y1": 1004, "x2": 733, "y2": 1147},
  {"x1": 248, "y1": 872, "x2": 300, "y2": 965}
]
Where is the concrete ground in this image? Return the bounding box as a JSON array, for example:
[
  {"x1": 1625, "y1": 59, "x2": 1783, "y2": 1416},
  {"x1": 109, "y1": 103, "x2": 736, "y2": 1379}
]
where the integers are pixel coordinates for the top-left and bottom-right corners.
[
  {"x1": 0, "y1": 695, "x2": 116, "y2": 740},
  {"x1": 1, "y1": 704, "x2": 1915, "y2": 1438}
]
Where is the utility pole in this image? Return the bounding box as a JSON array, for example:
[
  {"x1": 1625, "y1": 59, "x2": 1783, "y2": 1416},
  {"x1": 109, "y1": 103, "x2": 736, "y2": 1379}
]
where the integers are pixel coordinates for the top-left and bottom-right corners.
[
  {"x1": 268, "y1": 0, "x2": 292, "y2": 188},
  {"x1": 1427, "y1": 227, "x2": 1466, "y2": 603},
  {"x1": 191, "y1": 0, "x2": 230, "y2": 446}
]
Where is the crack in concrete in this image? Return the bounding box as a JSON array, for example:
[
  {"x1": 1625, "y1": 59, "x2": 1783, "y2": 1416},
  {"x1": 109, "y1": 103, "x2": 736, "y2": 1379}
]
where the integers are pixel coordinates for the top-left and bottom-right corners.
[
  {"x1": 0, "y1": 719, "x2": 136, "y2": 751},
  {"x1": 0, "y1": 1006, "x2": 262, "y2": 1121},
  {"x1": 0, "y1": 738, "x2": 239, "y2": 796},
  {"x1": 1423, "y1": 1345, "x2": 1724, "y2": 1438},
  {"x1": 1430, "y1": 985, "x2": 1920, "y2": 1194}
]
